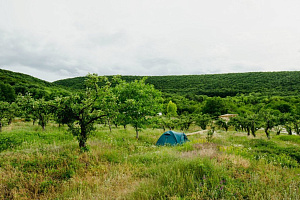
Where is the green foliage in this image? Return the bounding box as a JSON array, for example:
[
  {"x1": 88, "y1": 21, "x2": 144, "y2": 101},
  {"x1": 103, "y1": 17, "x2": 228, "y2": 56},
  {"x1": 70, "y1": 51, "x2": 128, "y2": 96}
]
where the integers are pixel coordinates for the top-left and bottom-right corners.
[
  {"x1": 237, "y1": 139, "x2": 300, "y2": 167},
  {"x1": 166, "y1": 100, "x2": 177, "y2": 117},
  {"x1": 0, "y1": 101, "x2": 9, "y2": 131},
  {"x1": 17, "y1": 94, "x2": 52, "y2": 130},
  {"x1": 216, "y1": 118, "x2": 229, "y2": 131},
  {"x1": 0, "y1": 82, "x2": 16, "y2": 102},
  {"x1": 202, "y1": 97, "x2": 227, "y2": 117},
  {"x1": 178, "y1": 114, "x2": 194, "y2": 131},
  {"x1": 277, "y1": 135, "x2": 300, "y2": 144},
  {"x1": 0, "y1": 69, "x2": 71, "y2": 100},
  {"x1": 114, "y1": 78, "x2": 163, "y2": 139},
  {"x1": 54, "y1": 71, "x2": 300, "y2": 97},
  {"x1": 195, "y1": 114, "x2": 211, "y2": 130},
  {"x1": 54, "y1": 74, "x2": 110, "y2": 150}
]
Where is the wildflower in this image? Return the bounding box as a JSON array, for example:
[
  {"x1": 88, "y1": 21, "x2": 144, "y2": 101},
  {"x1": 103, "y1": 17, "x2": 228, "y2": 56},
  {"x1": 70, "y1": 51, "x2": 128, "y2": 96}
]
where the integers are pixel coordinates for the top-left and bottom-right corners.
[{"x1": 220, "y1": 179, "x2": 226, "y2": 184}]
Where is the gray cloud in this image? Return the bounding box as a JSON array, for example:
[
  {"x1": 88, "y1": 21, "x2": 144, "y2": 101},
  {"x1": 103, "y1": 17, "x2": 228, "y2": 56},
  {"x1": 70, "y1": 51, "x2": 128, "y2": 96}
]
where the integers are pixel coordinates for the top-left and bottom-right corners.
[{"x1": 1, "y1": 0, "x2": 300, "y2": 81}]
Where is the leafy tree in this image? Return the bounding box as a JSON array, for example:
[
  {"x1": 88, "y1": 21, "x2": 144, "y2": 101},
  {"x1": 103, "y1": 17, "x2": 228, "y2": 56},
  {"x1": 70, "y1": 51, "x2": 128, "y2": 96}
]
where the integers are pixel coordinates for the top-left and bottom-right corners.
[
  {"x1": 202, "y1": 97, "x2": 227, "y2": 117},
  {"x1": 102, "y1": 85, "x2": 118, "y2": 132},
  {"x1": 273, "y1": 113, "x2": 285, "y2": 135},
  {"x1": 283, "y1": 113, "x2": 293, "y2": 135},
  {"x1": 243, "y1": 114, "x2": 260, "y2": 137},
  {"x1": 292, "y1": 119, "x2": 300, "y2": 135},
  {"x1": 164, "y1": 117, "x2": 178, "y2": 131},
  {"x1": 54, "y1": 74, "x2": 110, "y2": 150},
  {"x1": 115, "y1": 78, "x2": 162, "y2": 139},
  {"x1": 0, "y1": 101, "x2": 9, "y2": 132},
  {"x1": 228, "y1": 116, "x2": 243, "y2": 132},
  {"x1": 33, "y1": 98, "x2": 53, "y2": 130},
  {"x1": 17, "y1": 94, "x2": 52, "y2": 130},
  {"x1": 7, "y1": 102, "x2": 19, "y2": 125},
  {"x1": 178, "y1": 114, "x2": 194, "y2": 131},
  {"x1": 167, "y1": 100, "x2": 177, "y2": 117},
  {"x1": 259, "y1": 109, "x2": 277, "y2": 139},
  {"x1": 216, "y1": 118, "x2": 229, "y2": 132},
  {"x1": 292, "y1": 105, "x2": 300, "y2": 135},
  {"x1": 195, "y1": 114, "x2": 211, "y2": 130}
]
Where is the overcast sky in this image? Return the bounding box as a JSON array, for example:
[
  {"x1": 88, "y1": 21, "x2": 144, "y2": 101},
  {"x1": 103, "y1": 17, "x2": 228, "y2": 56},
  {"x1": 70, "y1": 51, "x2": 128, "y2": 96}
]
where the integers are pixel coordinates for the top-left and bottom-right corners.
[{"x1": 1, "y1": 0, "x2": 300, "y2": 82}]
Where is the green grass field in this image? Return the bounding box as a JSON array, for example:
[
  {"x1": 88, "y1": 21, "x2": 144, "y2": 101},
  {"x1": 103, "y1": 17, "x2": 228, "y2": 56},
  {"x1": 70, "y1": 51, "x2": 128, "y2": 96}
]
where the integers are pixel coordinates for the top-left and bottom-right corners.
[{"x1": 1, "y1": 121, "x2": 300, "y2": 199}]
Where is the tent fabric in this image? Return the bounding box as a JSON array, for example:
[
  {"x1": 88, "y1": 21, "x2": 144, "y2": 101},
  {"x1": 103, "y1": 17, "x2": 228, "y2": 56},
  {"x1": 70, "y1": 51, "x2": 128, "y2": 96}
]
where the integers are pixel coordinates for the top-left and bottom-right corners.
[{"x1": 156, "y1": 130, "x2": 189, "y2": 146}]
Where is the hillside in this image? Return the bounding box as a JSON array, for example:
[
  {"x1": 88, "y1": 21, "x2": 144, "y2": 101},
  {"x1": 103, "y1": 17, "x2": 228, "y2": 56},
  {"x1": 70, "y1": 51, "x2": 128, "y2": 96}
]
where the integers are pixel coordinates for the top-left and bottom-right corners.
[
  {"x1": 54, "y1": 71, "x2": 300, "y2": 97},
  {"x1": 0, "y1": 68, "x2": 71, "y2": 101}
]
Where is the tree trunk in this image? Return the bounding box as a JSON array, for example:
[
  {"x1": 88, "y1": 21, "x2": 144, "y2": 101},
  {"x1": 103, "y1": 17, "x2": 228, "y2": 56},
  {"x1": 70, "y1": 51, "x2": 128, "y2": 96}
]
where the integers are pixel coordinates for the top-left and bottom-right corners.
[
  {"x1": 0, "y1": 121, "x2": 2, "y2": 132},
  {"x1": 246, "y1": 127, "x2": 250, "y2": 136},
  {"x1": 287, "y1": 127, "x2": 292, "y2": 135},
  {"x1": 79, "y1": 139, "x2": 86, "y2": 149},
  {"x1": 135, "y1": 127, "x2": 139, "y2": 139},
  {"x1": 295, "y1": 124, "x2": 300, "y2": 135},
  {"x1": 251, "y1": 127, "x2": 256, "y2": 137},
  {"x1": 265, "y1": 127, "x2": 270, "y2": 139},
  {"x1": 276, "y1": 130, "x2": 281, "y2": 135},
  {"x1": 8, "y1": 118, "x2": 12, "y2": 125},
  {"x1": 79, "y1": 125, "x2": 88, "y2": 150},
  {"x1": 77, "y1": 120, "x2": 88, "y2": 151}
]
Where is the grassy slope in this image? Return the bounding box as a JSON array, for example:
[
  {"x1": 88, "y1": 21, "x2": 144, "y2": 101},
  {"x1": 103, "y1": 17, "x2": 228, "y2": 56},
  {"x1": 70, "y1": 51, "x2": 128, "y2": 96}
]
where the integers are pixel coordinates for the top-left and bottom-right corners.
[
  {"x1": 1, "y1": 122, "x2": 299, "y2": 199},
  {"x1": 54, "y1": 71, "x2": 300, "y2": 96}
]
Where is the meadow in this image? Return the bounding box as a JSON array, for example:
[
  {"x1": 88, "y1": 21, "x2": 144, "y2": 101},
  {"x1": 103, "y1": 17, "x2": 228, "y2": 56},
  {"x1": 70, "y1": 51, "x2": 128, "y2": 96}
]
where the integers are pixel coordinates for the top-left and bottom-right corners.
[{"x1": 1, "y1": 121, "x2": 300, "y2": 200}]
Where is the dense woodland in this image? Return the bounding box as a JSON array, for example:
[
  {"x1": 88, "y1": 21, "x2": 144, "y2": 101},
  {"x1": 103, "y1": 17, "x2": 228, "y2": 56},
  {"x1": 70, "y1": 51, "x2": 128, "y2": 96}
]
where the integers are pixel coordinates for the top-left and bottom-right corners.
[{"x1": 54, "y1": 71, "x2": 300, "y2": 97}]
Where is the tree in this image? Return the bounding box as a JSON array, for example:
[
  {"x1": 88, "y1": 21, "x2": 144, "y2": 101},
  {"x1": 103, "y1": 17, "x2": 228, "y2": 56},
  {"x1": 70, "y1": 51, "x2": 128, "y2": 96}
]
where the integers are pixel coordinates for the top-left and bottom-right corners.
[
  {"x1": 115, "y1": 78, "x2": 162, "y2": 139},
  {"x1": 166, "y1": 100, "x2": 177, "y2": 117},
  {"x1": 202, "y1": 97, "x2": 227, "y2": 117},
  {"x1": 0, "y1": 101, "x2": 9, "y2": 132},
  {"x1": 195, "y1": 114, "x2": 211, "y2": 130},
  {"x1": 178, "y1": 114, "x2": 194, "y2": 131},
  {"x1": 102, "y1": 85, "x2": 118, "y2": 132},
  {"x1": 273, "y1": 113, "x2": 285, "y2": 135},
  {"x1": 228, "y1": 116, "x2": 243, "y2": 132},
  {"x1": 259, "y1": 109, "x2": 277, "y2": 139},
  {"x1": 17, "y1": 94, "x2": 52, "y2": 130},
  {"x1": 7, "y1": 102, "x2": 19, "y2": 125},
  {"x1": 247, "y1": 114, "x2": 261, "y2": 137},
  {"x1": 283, "y1": 113, "x2": 293, "y2": 135},
  {"x1": 216, "y1": 118, "x2": 229, "y2": 132},
  {"x1": 54, "y1": 74, "x2": 110, "y2": 150}
]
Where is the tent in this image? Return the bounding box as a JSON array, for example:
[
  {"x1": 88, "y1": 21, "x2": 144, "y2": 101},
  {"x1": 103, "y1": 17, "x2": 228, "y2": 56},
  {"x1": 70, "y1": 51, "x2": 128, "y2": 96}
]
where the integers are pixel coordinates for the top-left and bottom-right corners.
[{"x1": 156, "y1": 130, "x2": 189, "y2": 146}]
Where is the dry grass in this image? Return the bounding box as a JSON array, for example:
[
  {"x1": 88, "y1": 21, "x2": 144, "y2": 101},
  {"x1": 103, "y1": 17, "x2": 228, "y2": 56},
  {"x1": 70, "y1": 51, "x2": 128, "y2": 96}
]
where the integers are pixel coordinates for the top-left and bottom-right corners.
[{"x1": 180, "y1": 143, "x2": 219, "y2": 159}]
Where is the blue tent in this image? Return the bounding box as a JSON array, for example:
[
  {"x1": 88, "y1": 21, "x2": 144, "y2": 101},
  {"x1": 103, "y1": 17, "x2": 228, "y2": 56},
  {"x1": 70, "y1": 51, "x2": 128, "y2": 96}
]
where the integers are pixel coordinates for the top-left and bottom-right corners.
[{"x1": 156, "y1": 130, "x2": 189, "y2": 146}]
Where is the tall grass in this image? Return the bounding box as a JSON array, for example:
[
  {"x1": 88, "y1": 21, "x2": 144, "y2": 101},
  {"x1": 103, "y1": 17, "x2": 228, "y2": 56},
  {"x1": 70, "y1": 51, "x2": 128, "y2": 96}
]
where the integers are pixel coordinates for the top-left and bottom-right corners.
[{"x1": 0, "y1": 122, "x2": 300, "y2": 199}]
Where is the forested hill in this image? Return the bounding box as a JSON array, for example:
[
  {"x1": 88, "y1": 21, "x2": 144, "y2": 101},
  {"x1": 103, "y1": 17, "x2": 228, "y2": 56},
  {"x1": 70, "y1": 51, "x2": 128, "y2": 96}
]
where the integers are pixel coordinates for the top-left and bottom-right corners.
[
  {"x1": 0, "y1": 68, "x2": 70, "y2": 101},
  {"x1": 54, "y1": 71, "x2": 300, "y2": 97}
]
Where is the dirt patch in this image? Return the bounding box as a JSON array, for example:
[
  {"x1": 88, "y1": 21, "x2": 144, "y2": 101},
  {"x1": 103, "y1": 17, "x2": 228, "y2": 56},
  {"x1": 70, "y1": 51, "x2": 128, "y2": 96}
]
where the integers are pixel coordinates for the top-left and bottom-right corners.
[{"x1": 181, "y1": 143, "x2": 219, "y2": 159}]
